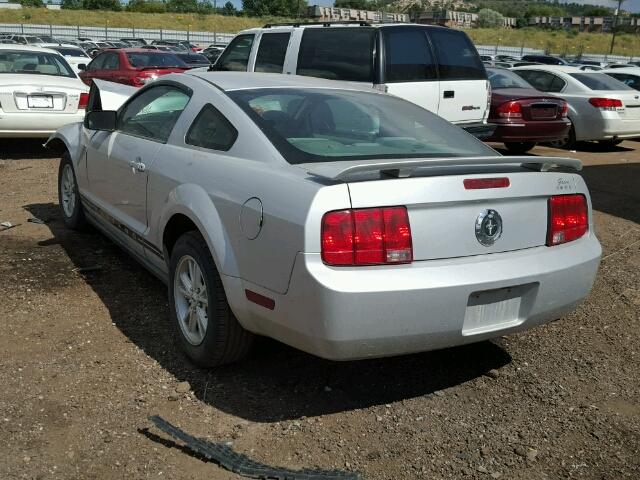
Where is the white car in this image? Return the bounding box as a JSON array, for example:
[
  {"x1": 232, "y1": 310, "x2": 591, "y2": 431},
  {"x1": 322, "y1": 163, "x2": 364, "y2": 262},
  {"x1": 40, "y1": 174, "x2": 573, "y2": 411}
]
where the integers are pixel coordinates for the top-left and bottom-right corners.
[
  {"x1": 7, "y1": 34, "x2": 45, "y2": 46},
  {"x1": 41, "y1": 43, "x2": 91, "y2": 74},
  {"x1": 602, "y1": 67, "x2": 640, "y2": 91},
  {"x1": 47, "y1": 73, "x2": 601, "y2": 367},
  {"x1": 512, "y1": 65, "x2": 640, "y2": 147},
  {"x1": 0, "y1": 45, "x2": 89, "y2": 138}
]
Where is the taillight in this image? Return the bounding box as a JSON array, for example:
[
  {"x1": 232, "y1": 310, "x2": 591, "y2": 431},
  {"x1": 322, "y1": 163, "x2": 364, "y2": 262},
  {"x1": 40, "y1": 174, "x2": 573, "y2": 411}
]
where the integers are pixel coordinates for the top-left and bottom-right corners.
[
  {"x1": 78, "y1": 92, "x2": 89, "y2": 109},
  {"x1": 560, "y1": 101, "x2": 569, "y2": 117},
  {"x1": 547, "y1": 194, "x2": 588, "y2": 246},
  {"x1": 321, "y1": 207, "x2": 412, "y2": 266},
  {"x1": 497, "y1": 100, "x2": 522, "y2": 118},
  {"x1": 588, "y1": 98, "x2": 622, "y2": 110}
]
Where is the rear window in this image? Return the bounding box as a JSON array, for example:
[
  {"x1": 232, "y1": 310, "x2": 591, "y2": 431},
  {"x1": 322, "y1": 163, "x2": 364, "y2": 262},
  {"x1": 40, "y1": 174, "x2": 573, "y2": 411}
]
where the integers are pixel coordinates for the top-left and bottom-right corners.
[
  {"x1": 383, "y1": 27, "x2": 436, "y2": 82},
  {"x1": 176, "y1": 53, "x2": 209, "y2": 64},
  {"x1": 296, "y1": 28, "x2": 375, "y2": 83},
  {"x1": 52, "y1": 47, "x2": 89, "y2": 57},
  {"x1": 428, "y1": 29, "x2": 485, "y2": 80},
  {"x1": 487, "y1": 68, "x2": 532, "y2": 89},
  {"x1": 569, "y1": 73, "x2": 632, "y2": 91},
  {"x1": 126, "y1": 52, "x2": 187, "y2": 68}
]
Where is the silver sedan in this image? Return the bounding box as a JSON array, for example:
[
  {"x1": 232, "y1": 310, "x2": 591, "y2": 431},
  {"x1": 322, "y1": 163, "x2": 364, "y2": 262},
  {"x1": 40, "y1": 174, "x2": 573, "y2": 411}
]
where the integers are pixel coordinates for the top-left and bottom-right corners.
[{"x1": 48, "y1": 72, "x2": 602, "y2": 366}]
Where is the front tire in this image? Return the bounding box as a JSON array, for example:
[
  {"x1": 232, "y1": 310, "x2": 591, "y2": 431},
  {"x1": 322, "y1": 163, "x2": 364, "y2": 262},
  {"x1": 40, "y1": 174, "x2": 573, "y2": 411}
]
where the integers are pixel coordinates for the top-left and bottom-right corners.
[
  {"x1": 168, "y1": 231, "x2": 253, "y2": 367},
  {"x1": 504, "y1": 142, "x2": 536, "y2": 154},
  {"x1": 58, "y1": 153, "x2": 87, "y2": 230}
]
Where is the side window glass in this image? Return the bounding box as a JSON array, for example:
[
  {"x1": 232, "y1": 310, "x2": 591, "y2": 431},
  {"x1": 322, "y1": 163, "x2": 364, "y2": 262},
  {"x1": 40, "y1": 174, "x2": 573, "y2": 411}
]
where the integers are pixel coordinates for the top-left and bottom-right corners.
[
  {"x1": 548, "y1": 75, "x2": 566, "y2": 93},
  {"x1": 216, "y1": 34, "x2": 254, "y2": 71},
  {"x1": 119, "y1": 86, "x2": 190, "y2": 143},
  {"x1": 185, "y1": 104, "x2": 238, "y2": 151},
  {"x1": 255, "y1": 32, "x2": 290, "y2": 73},
  {"x1": 384, "y1": 28, "x2": 436, "y2": 82},
  {"x1": 296, "y1": 28, "x2": 375, "y2": 83},
  {"x1": 428, "y1": 29, "x2": 485, "y2": 80},
  {"x1": 103, "y1": 53, "x2": 120, "y2": 70},
  {"x1": 516, "y1": 71, "x2": 552, "y2": 91},
  {"x1": 89, "y1": 54, "x2": 106, "y2": 71}
]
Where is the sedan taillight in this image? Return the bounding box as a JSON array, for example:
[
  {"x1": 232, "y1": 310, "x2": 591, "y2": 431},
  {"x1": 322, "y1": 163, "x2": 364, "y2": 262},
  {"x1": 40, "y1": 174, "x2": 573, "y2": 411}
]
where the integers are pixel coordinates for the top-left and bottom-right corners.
[
  {"x1": 560, "y1": 101, "x2": 569, "y2": 117},
  {"x1": 322, "y1": 207, "x2": 412, "y2": 266},
  {"x1": 497, "y1": 100, "x2": 522, "y2": 118},
  {"x1": 547, "y1": 194, "x2": 588, "y2": 246},
  {"x1": 78, "y1": 92, "x2": 89, "y2": 109},
  {"x1": 588, "y1": 98, "x2": 622, "y2": 110}
]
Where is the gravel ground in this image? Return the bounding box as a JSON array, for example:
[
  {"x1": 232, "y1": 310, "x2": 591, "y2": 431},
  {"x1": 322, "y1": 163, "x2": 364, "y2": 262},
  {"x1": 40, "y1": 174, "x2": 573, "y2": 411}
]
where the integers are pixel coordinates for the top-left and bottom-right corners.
[{"x1": 0, "y1": 139, "x2": 638, "y2": 480}]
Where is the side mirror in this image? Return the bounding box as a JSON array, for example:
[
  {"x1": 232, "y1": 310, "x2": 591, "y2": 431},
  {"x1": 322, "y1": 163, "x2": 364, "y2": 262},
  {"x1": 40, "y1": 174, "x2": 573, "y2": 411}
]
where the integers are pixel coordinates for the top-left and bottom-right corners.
[
  {"x1": 77, "y1": 63, "x2": 87, "y2": 71},
  {"x1": 84, "y1": 110, "x2": 117, "y2": 131}
]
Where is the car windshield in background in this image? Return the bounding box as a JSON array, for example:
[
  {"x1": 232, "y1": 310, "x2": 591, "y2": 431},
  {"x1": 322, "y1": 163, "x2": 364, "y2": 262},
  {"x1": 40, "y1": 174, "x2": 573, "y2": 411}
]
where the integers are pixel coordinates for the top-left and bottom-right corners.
[
  {"x1": 569, "y1": 73, "x2": 633, "y2": 91},
  {"x1": 487, "y1": 68, "x2": 533, "y2": 89},
  {"x1": 126, "y1": 52, "x2": 187, "y2": 68},
  {"x1": 52, "y1": 47, "x2": 89, "y2": 57},
  {"x1": 0, "y1": 50, "x2": 75, "y2": 77},
  {"x1": 229, "y1": 88, "x2": 495, "y2": 164}
]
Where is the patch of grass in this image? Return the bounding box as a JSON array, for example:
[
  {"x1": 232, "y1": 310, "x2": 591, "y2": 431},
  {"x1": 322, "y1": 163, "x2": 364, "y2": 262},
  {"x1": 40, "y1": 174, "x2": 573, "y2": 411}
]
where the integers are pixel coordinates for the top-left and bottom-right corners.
[
  {"x1": 0, "y1": 8, "x2": 291, "y2": 33},
  {"x1": 467, "y1": 27, "x2": 640, "y2": 58}
]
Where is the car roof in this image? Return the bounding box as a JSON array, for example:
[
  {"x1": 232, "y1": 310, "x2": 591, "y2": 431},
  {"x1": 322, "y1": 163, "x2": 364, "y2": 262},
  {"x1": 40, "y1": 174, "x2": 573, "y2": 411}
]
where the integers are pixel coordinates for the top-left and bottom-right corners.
[
  {"x1": 602, "y1": 67, "x2": 640, "y2": 74},
  {"x1": 0, "y1": 44, "x2": 59, "y2": 54},
  {"x1": 187, "y1": 71, "x2": 378, "y2": 93},
  {"x1": 41, "y1": 43, "x2": 82, "y2": 48},
  {"x1": 120, "y1": 48, "x2": 177, "y2": 53},
  {"x1": 239, "y1": 22, "x2": 453, "y2": 34}
]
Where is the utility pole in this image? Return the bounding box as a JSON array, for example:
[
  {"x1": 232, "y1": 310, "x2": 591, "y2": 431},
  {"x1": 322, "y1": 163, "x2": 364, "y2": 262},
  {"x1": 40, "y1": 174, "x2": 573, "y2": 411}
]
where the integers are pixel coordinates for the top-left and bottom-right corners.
[{"x1": 609, "y1": 0, "x2": 624, "y2": 54}]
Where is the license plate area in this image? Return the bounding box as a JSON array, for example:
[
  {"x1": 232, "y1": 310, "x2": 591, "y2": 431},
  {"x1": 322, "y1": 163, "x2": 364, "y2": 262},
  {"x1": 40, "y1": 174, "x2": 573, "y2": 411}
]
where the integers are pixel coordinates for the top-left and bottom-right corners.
[
  {"x1": 462, "y1": 283, "x2": 538, "y2": 335},
  {"x1": 530, "y1": 104, "x2": 557, "y2": 119},
  {"x1": 27, "y1": 95, "x2": 54, "y2": 108}
]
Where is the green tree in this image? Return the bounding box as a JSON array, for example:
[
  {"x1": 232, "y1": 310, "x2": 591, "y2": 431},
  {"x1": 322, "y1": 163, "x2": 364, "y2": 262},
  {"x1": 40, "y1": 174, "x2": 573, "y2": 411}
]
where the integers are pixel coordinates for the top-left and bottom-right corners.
[
  {"x1": 82, "y1": 0, "x2": 121, "y2": 10},
  {"x1": 19, "y1": 0, "x2": 45, "y2": 6},
  {"x1": 242, "y1": 0, "x2": 306, "y2": 17},
  {"x1": 221, "y1": 1, "x2": 237, "y2": 15},
  {"x1": 61, "y1": 0, "x2": 83, "y2": 9},
  {"x1": 334, "y1": 0, "x2": 368, "y2": 8},
  {"x1": 127, "y1": 0, "x2": 167, "y2": 12},
  {"x1": 477, "y1": 8, "x2": 504, "y2": 28},
  {"x1": 166, "y1": 0, "x2": 199, "y2": 12}
]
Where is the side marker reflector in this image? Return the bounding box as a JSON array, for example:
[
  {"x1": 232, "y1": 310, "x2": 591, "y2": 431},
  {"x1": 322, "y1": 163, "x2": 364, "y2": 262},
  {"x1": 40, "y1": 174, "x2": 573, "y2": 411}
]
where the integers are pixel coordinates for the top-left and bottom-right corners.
[{"x1": 245, "y1": 289, "x2": 275, "y2": 310}]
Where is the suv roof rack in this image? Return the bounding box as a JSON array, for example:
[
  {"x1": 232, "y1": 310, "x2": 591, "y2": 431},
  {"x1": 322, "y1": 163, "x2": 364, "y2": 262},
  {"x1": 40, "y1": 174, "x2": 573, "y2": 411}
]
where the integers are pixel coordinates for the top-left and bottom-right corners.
[{"x1": 263, "y1": 21, "x2": 371, "y2": 28}]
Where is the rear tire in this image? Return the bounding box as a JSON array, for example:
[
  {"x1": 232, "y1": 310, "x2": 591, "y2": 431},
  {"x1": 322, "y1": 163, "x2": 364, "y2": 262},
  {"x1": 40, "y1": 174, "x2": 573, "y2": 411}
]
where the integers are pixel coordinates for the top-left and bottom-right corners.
[
  {"x1": 58, "y1": 153, "x2": 87, "y2": 230},
  {"x1": 168, "y1": 231, "x2": 253, "y2": 367},
  {"x1": 504, "y1": 142, "x2": 536, "y2": 154},
  {"x1": 548, "y1": 122, "x2": 576, "y2": 150}
]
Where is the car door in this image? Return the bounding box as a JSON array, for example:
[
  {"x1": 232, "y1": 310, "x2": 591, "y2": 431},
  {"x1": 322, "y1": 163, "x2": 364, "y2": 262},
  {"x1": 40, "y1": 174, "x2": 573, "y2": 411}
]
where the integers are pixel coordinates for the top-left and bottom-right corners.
[
  {"x1": 85, "y1": 84, "x2": 191, "y2": 255},
  {"x1": 80, "y1": 52, "x2": 107, "y2": 86}
]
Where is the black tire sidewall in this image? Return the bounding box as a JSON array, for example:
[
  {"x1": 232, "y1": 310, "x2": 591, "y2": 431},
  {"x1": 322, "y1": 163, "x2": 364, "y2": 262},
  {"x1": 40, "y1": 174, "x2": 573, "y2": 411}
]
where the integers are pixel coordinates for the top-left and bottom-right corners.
[{"x1": 58, "y1": 153, "x2": 85, "y2": 229}]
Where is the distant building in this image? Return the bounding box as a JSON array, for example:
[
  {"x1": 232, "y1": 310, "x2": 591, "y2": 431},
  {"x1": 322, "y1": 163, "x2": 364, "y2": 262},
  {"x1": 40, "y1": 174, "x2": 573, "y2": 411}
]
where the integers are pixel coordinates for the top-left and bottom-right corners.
[
  {"x1": 307, "y1": 5, "x2": 410, "y2": 24},
  {"x1": 528, "y1": 16, "x2": 640, "y2": 33},
  {"x1": 0, "y1": 0, "x2": 22, "y2": 10},
  {"x1": 417, "y1": 10, "x2": 515, "y2": 28}
]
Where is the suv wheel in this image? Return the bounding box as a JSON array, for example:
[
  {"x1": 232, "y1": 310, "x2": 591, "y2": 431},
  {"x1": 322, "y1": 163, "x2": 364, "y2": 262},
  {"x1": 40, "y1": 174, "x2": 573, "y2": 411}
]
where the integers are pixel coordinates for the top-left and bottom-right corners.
[
  {"x1": 58, "y1": 153, "x2": 87, "y2": 230},
  {"x1": 168, "y1": 231, "x2": 253, "y2": 367}
]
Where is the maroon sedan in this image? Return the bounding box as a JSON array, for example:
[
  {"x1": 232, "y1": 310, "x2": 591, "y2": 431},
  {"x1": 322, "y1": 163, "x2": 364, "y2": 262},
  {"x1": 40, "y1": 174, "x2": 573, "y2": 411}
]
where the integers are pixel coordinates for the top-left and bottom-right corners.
[
  {"x1": 486, "y1": 67, "x2": 571, "y2": 154},
  {"x1": 78, "y1": 49, "x2": 189, "y2": 88}
]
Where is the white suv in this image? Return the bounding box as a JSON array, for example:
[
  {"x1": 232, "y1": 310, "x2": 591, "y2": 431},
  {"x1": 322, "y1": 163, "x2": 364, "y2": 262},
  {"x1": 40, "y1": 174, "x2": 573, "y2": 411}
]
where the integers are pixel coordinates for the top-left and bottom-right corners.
[{"x1": 213, "y1": 22, "x2": 493, "y2": 138}]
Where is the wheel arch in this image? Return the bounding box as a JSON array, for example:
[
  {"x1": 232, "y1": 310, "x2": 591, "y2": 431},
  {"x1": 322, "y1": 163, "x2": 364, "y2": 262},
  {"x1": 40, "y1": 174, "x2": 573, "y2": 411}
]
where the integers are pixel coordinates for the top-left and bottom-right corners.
[{"x1": 44, "y1": 123, "x2": 86, "y2": 168}]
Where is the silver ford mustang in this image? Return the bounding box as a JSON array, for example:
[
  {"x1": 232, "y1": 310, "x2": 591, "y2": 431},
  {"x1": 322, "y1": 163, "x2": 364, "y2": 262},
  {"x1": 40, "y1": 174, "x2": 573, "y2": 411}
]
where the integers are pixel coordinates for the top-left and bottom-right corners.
[{"x1": 47, "y1": 72, "x2": 602, "y2": 367}]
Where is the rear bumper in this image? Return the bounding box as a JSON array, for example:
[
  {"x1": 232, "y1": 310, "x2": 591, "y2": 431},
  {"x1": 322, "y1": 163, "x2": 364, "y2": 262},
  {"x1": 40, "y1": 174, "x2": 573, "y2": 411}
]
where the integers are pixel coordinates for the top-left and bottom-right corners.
[
  {"x1": 237, "y1": 235, "x2": 601, "y2": 360},
  {"x1": 487, "y1": 119, "x2": 571, "y2": 143},
  {"x1": 0, "y1": 111, "x2": 85, "y2": 138},
  {"x1": 459, "y1": 121, "x2": 497, "y2": 140}
]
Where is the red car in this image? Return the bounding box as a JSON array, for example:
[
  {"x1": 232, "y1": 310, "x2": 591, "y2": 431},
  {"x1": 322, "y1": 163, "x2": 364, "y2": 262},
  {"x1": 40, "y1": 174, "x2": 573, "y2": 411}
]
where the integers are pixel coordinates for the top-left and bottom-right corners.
[
  {"x1": 486, "y1": 67, "x2": 571, "y2": 153},
  {"x1": 78, "y1": 48, "x2": 189, "y2": 88}
]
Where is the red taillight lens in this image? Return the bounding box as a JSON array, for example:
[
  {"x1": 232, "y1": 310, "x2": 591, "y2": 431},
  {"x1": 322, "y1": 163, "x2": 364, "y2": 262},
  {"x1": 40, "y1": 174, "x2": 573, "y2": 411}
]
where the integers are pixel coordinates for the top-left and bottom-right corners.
[
  {"x1": 464, "y1": 177, "x2": 510, "y2": 189},
  {"x1": 497, "y1": 100, "x2": 522, "y2": 118},
  {"x1": 321, "y1": 207, "x2": 412, "y2": 266},
  {"x1": 547, "y1": 194, "x2": 588, "y2": 246},
  {"x1": 560, "y1": 101, "x2": 569, "y2": 117},
  {"x1": 78, "y1": 92, "x2": 89, "y2": 109},
  {"x1": 588, "y1": 98, "x2": 622, "y2": 109}
]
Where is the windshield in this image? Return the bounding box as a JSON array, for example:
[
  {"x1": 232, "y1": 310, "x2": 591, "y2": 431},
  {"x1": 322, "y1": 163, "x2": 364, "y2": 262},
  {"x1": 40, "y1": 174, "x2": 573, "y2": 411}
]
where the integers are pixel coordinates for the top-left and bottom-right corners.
[
  {"x1": 487, "y1": 68, "x2": 533, "y2": 89},
  {"x1": 569, "y1": 73, "x2": 632, "y2": 91},
  {"x1": 0, "y1": 50, "x2": 75, "y2": 77},
  {"x1": 229, "y1": 88, "x2": 495, "y2": 164},
  {"x1": 52, "y1": 47, "x2": 89, "y2": 57},
  {"x1": 126, "y1": 52, "x2": 187, "y2": 68}
]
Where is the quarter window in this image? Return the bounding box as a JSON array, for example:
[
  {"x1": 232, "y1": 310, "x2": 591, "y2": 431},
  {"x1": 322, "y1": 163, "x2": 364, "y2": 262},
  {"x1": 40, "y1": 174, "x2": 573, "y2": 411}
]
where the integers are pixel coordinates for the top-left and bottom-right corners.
[
  {"x1": 185, "y1": 104, "x2": 238, "y2": 151},
  {"x1": 215, "y1": 34, "x2": 255, "y2": 72},
  {"x1": 383, "y1": 27, "x2": 436, "y2": 82},
  {"x1": 428, "y1": 29, "x2": 485, "y2": 80},
  {"x1": 255, "y1": 32, "x2": 290, "y2": 73},
  {"x1": 296, "y1": 28, "x2": 375, "y2": 83},
  {"x1": 515, "y1": 70, "x2": 565, "y2": 93},
  {"x1": 119, "y1": 85, "x2": 190, "y2": 143}
]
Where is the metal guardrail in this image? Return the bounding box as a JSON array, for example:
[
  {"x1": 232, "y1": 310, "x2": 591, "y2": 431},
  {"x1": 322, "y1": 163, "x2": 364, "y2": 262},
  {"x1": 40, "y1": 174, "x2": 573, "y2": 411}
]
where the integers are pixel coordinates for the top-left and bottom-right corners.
[{"x1": 475, "y1": 44, "x2": 637, "y2": 63}]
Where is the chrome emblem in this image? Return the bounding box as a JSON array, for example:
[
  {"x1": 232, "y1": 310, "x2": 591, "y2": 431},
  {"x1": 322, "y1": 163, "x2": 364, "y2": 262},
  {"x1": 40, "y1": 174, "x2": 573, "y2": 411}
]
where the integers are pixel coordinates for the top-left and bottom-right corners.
[{"x1": 475, "y1": 209, "x2": 503, "y2": 246}]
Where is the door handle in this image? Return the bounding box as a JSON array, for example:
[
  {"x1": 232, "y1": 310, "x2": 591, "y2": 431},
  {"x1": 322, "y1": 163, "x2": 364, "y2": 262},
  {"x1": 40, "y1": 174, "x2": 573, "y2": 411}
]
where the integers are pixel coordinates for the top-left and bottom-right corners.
[
  {"x1": 129, "y1": 158, "x2": 146, "y2": 173},
  {"x1": 443, "y1": 90, "x2": 455, "y2": 99}
]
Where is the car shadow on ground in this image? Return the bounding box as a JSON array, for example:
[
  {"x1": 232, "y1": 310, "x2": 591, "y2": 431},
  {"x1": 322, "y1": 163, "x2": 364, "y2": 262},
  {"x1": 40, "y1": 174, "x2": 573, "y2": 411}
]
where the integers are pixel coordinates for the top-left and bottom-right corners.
[
  {"x1": 0, "y1": 139, "x2": 54, "y2": 160},
  {"x1": 26, "y1": 201, "x2": 512, "y2": 422},
  {"x1": 495, "y1": 141, "x2": 635, "y2": 156}
]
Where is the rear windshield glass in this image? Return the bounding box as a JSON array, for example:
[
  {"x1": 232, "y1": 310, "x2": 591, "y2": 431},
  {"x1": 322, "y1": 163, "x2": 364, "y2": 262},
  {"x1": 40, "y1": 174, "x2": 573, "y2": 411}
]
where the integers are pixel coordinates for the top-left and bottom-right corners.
[
  {"x1": 297, "y1": 28, "x2": 375, "y2": 83},
  {"x1": 569, "y1": 73, "x2": 632, "y2": 91},
  {"x1": 52, "y1": 47, "x2": 89, "y2": 57},
  {"x1": 126, "y1": 52, "x2": 187, "y2": 68},
  {"x1": 0, "y1": 50, "x2": 75, "y2": 77},
  {"x1": 487, "y1": 68, "x2": 533, "y2": 89},
  {"x1": 428, "y1": 29, "x2": 485, "y2": 80},
  {"x1": 229, "y1": 88, "x2": 494, "y2": 164},
  {"x1": 176, "y1": 53, "x2": 209, "y2": 64}
]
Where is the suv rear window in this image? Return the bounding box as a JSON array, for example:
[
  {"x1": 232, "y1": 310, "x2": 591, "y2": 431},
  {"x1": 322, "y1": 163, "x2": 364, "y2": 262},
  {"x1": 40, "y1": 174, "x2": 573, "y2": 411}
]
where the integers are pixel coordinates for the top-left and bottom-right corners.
[
  {"x1": 383, "y1": 27, "x2": 436, "y2": 82},
  {"x1": 428, "y1": 29, "x2": 485, "y2": 80},
  {"x1": 296, "y1": 28, "x2": 375, "y2": 83}
]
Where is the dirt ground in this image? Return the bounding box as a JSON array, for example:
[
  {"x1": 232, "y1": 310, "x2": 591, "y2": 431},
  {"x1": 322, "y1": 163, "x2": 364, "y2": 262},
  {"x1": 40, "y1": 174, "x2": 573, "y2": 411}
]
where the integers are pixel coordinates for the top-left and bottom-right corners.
[{"x1": 0, "y1": 139, "x2": 638, "y2": 480}]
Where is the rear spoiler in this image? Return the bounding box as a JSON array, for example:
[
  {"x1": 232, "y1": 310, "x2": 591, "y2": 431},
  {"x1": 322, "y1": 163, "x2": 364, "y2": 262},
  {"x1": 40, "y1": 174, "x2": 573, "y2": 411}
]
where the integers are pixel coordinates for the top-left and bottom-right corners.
[
  {"x1": 298, "y1": 156, "x2": 582, "y2": 182},
  {"x1": 87, "y1": 79, "x2": 137, "y2": 112}
]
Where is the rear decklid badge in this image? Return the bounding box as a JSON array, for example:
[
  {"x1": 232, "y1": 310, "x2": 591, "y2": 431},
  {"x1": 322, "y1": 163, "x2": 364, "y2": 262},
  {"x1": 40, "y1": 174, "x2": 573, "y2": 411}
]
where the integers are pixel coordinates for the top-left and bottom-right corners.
[{"x1": 475, "y1": 209, "x2": 503, "y2": 246}]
